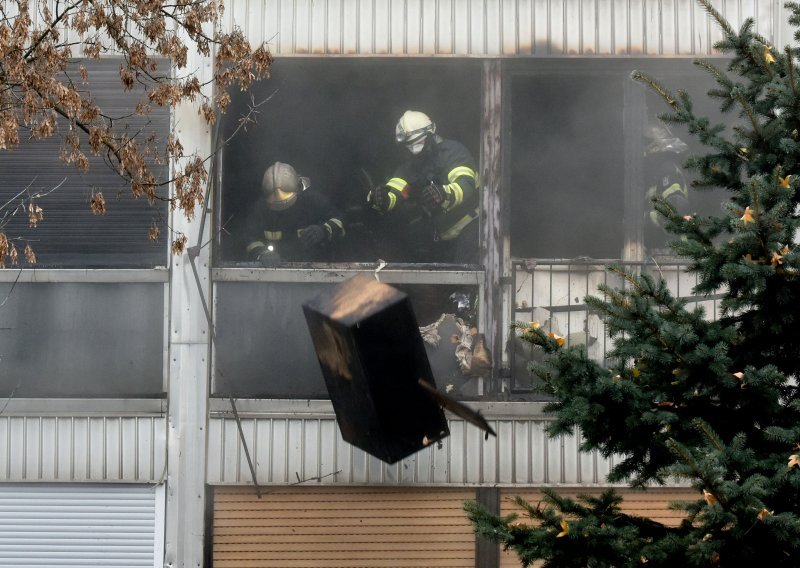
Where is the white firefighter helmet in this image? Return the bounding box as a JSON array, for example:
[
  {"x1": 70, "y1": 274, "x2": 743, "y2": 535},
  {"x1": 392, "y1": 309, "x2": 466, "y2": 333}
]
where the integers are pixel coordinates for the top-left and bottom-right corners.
[
  {"x1": 395, "y1": 110, "x2": 435, "y2": 154},
  {"x1": 262, "y1": 161, "x2": 301, "y2": 210}
]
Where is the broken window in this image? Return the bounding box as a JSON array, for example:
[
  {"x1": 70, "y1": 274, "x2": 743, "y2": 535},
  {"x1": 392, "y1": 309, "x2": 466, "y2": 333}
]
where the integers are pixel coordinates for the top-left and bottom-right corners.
[
  {"x1": 507, "y1": 59, "x2": 727, "y2": 263},
  {"x1": 506, "y1": 59, "x2": 731, "y2": 396},
  {"x1": 212, "y1": 278, "x2": 482, "y2": 399},
  {"x1": 214, "y1": 57, "x2": 482, "y2": 266}
]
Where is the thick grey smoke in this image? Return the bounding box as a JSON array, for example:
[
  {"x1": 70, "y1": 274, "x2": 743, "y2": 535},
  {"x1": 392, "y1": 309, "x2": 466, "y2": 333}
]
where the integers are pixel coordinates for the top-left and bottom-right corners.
[
  {"x1": 509, "y1": 59, "x2": 728, "y2": 261},
  {"x1": 218, "y1": 58, "x2": 482, "y2": 263},
  {"x1": 219, "y1": 57, "x2": 730, "y2": 264}
]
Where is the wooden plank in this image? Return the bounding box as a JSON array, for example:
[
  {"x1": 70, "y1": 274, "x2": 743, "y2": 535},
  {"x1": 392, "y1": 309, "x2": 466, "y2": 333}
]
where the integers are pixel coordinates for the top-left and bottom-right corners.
[
  {"x1": 214, "y1": 559, "x2": 470, "y2": 568},
  {"x1": 214, "y1": 542, "x2": 473, "y2": 552},
  {"x1": 213, "y1": 550, "x2": 475, "y2": 560},
  {"x1": 500, "y1": 488, "x2": 698, "y2": 526},
  {"x1": 214, "y1": 509, "x2": 471, "y2": 520},
  {"x1": 214, "y1": 516, "x2": 470, "y2": 527},
  {"x1": 213, "y1": 525, "x2": 471, "y2": 536},
  {"x1": 480, "y1": 58, "x2": 505, "y2": 366},
  {"x1": 214, "y1": 538, "x2": 475, "y2": 548},
  {"x1": 212, "y1": 499, "x2": 476, "y2": 515}
]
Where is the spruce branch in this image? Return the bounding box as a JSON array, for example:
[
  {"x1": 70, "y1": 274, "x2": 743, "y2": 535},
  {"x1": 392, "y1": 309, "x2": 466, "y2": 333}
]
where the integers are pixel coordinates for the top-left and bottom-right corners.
[
  {"x1": 734, "y1": 90, "x2": 762, "y2": 137},
  {"x1": 695, "y1": 0, "x2": 734, "y2": 36},
  {"x1": 785, "y1": 46, "x2": 798, "y2": 99},
  {"x1": 631, "y1": 71, "x2": 678, "y2": 109},
  {"x1": 693, "y1": 418, "x2": 725, "y2": 452}
]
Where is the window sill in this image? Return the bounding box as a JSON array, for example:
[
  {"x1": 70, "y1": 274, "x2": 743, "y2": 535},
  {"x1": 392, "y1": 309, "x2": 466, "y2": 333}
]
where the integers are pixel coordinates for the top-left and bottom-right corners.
[
  {"x1": 211, "y1": 264, "x2": 484, "y2": 285},
  {"x1": 208, "y1": 398, "x2": 552, "y2": 420},
  {"x1": 0, "y1": 267, "x2": 168, "y2": 283},
  {"x1": 0, "y1": 398, "x2": 167, "y2": 416}
]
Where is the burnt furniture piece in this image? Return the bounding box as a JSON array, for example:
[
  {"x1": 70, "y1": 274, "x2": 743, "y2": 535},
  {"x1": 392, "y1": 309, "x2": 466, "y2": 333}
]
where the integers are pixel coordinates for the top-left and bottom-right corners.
[
  {"x1": 303, "y1": 274, "x2": 494, "y2": 464},
  {"x1": 303, "y1": 274, "x2": 449, "y2": 463}
]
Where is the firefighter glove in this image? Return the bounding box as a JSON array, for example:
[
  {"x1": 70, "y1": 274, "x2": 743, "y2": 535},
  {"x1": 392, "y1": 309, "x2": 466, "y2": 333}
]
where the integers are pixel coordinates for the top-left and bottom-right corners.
[
  {"x1": 299, "y1": 224, "x2": 327, "y2": 250},
  {"x1": 368, "y1": 186, "x2": 394, "y2": 213},
  {"x1": 258, "y1": 248, "x2": 281, "y2": 267},
  {"x1": 420, "y1": 181, "x2": 450, "y2": 209}
]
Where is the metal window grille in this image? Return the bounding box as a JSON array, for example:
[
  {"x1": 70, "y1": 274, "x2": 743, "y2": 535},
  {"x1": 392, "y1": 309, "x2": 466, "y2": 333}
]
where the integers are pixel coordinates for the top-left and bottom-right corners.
[{"x1": 510, "y1": 259, "x2": 723, "y2": 393}]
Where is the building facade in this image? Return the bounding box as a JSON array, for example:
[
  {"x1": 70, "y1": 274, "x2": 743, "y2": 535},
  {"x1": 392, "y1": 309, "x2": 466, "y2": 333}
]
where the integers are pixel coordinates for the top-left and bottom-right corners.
[{"x1": 0, "y1": 1, "x2": 789, "y2": 566}]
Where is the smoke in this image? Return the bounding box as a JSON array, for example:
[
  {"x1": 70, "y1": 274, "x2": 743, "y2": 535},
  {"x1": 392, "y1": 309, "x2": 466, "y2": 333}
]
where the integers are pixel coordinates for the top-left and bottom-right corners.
[
  {"x1": 219, "y1": 58, "x2": 482, "y2": 262},
  {"x1": 219, "y1": 57, "x2": 731, "y2": 264},
  {"x1": 509, "y1": 58, "x2": 730, "y2": 260}
]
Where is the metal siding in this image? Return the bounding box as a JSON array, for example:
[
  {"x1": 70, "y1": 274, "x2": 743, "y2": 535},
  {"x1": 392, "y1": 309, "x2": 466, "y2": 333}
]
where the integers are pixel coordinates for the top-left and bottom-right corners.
[
  {"x1": 0, "y1": 484, "x2": 157, "y2": 567},
  {"x1": 496, "y1": 420, "x2": 514, "y2": 483},
  {"x1": 595, "y1": 0, "x2": 613, "y2": 54},
  {"x1": 208, "y1": 414, "x2": 611, "y2": 486},
  {"x1": 231, "y1": 0, "x2": 782, "y2": 56},
  {"x1": 0, "y1": 417, "x2": 166, "y2": 483}
]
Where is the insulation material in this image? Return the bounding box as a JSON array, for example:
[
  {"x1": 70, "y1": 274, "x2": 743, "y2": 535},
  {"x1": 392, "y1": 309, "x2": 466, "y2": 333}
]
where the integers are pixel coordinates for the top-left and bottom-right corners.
[{"x1": 421, "y1": 314, "x2": 492, "y2": 397}]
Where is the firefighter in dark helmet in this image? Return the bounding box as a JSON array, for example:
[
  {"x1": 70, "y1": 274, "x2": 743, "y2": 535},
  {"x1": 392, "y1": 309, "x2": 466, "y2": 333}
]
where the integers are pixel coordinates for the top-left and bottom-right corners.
[
  {"x1": 245, "y1": 161, "x2": 345, "y2": 266},
  {"x1": 367, "y1": 110, "x2": 480, "y2": 264}
]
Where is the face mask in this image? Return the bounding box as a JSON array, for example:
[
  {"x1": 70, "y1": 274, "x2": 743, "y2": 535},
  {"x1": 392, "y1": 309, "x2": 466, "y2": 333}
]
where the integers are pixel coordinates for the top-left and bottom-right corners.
[{"x1": 406, "y1": 139, "x2": 426, "y2": 155}]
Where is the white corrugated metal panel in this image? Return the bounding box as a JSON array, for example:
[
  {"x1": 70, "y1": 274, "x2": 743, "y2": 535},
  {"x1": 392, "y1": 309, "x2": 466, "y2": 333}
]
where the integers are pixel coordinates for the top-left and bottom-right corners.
[
  {"x1": 29, "y1": 0, "x2": 166, "y2": 56},
  {"x1": 225, "y1": 0, "x2": 784, "y2": 56},
  {"x1": 207, "y1": 408, "x2": 620, "y2": 485},
  {"x1": 0, "y1": 417, "x2": 167, "y2": 483},
  {"x1": 0, "y1": 484, "x2": 158, "y2": 567}
]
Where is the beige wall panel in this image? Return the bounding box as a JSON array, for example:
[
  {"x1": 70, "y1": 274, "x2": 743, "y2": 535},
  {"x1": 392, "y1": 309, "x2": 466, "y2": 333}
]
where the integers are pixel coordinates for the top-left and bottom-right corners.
[
  {"x1": 212, "y1": 486, "x2": 477, "y2": 567},
  {"x1": 498, "y1": 487, "x2": 700, "y2": 567}
]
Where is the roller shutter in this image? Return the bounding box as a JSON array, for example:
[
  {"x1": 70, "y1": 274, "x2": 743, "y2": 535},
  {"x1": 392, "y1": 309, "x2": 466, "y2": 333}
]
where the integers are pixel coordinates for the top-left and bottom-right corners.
[
  {"x1": 499, "y1": 487, "x2": 699, "y2": 568},
  {"x1": 212, "y1": 486, "x2": 476, "y2": 568},
  {"x1": 0, "y1": 59, "x2": 169, "y2": 268},
  {"x1": 0, "y1": 483, "x2": 160, "y2": 567}
]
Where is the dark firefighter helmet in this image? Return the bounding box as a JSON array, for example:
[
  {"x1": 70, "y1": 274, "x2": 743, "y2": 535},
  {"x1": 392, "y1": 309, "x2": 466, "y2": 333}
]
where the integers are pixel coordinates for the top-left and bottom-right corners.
[{"x1": 262, "y1": 161, "x2": 301, "y2": 211}]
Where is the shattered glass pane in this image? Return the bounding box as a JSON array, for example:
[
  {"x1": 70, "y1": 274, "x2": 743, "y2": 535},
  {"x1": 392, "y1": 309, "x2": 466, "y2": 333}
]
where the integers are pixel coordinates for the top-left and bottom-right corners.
[{"x1": 213, "y1": 280, "x2": 484, "y2": 400}]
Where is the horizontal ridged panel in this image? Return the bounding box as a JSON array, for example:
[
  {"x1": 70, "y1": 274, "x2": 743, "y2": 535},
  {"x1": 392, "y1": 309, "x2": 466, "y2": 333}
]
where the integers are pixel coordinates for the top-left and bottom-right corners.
[
  {"x1": 0, "y1": 60, "x2": 169, "y2": 268},
  {"x1": 207, "y1": 416, "x2": 616, "y2": 485},
  {"x1": 0, "y1": 417, "x2": 167, "y2": 483},
  {"x1": 212, "y1": 486, "x2": 475, "y2": 567},
  {"x1": 29, "y1": 1, "x2": 173, "y2": 56},
  {"x1": 498, "y1": 487, "x2": 699, "y2": 567},
  {"x1": 0, "y1": 484, "x2": 156, "y2": 567},
  {"x1": 226, "y1": 0, "x2": 782, "y2": 56}
]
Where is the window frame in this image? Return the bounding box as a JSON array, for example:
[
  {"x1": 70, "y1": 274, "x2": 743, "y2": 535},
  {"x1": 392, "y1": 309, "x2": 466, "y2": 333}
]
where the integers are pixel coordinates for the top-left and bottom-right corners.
[{"x1": 0, "y1": 268, "x2": 170, "y2": 403}]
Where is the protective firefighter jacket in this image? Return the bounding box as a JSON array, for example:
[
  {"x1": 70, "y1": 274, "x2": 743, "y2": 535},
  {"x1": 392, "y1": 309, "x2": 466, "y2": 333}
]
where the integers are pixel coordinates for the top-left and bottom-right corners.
[
  {"x1": 244, "y1": 190, "x2": 344, "y2": 262},
  {"x1": 384, "y1": 138, "x2": 480, "y2": 241},
  {"x1": 644, "y1": 153, "x2": 689, "y2": 251}
]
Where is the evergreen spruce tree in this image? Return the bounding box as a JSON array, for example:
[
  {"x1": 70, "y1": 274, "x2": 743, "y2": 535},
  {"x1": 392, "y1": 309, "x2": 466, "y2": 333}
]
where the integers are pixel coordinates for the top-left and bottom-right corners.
[{"x1": 466, "y1": 2, "x2": 800, "y2": 566}]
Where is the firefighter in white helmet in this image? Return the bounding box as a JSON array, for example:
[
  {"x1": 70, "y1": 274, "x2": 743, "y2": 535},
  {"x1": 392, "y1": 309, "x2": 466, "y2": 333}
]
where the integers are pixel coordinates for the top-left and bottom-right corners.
[
  {"x1": 245, "y1": 161, "x2": 345, "y2": 266},
  {"x1": 367, "y1": 110, "x2": 480, "y2": 263}
]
